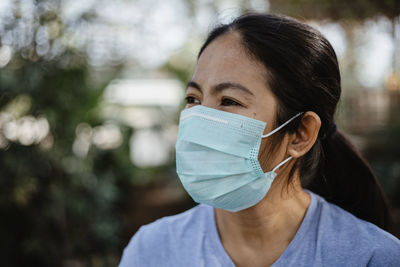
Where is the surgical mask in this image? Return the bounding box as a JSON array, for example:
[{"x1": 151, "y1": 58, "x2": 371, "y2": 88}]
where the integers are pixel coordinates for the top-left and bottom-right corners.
[{"x1": 175, "y1": 105, "x2": 302, "y2": 212}]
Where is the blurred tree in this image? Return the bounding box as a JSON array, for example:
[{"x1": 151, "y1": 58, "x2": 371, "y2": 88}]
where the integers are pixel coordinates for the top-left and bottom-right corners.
[
  {"x1": 269, "y1": 0, "x2": 400, "y2": 19},
  {"x1": 363, "y1": 93, "x2": 400, "y2": 236},
  {"x1": 0, "y1": 1, "x2": 135, "y2": 266}
]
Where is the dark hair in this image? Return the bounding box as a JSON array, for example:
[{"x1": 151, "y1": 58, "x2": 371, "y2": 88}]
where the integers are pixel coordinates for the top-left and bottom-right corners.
[{"x1": 198, "y1": 13, "x2": 391, "y2": 231}]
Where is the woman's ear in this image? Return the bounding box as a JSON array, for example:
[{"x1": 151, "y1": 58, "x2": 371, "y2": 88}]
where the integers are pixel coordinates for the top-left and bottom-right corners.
[{"x1": 287, "y1": 111, "x2": 321, "y2": 158}]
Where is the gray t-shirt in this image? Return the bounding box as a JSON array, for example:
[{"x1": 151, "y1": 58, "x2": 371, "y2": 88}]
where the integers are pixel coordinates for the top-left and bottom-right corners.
[{"x1": 119, "y1": 191, "x2": 400, "y2": 266}]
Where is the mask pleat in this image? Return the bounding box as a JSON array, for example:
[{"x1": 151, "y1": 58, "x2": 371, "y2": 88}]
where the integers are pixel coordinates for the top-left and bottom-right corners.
[
  {"x1": 176, "y1": 149, "x2": 250, "y2": 171},
  {"x1": 203, "y1": 173, "x2": 275, "y2": 211},
  {"x1": 182, "y1": 171, "x2": 264, "y2": 201},
  {"x1": 177, "y1": 119, "x2": 262, "y2": 159}
]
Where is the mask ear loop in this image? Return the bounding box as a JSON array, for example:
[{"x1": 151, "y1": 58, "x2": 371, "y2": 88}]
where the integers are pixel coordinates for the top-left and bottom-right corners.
[
  {"x1": 261, "y1": 112, "x2": 303, "y2": 138},
  {"x1": 272, "y1": 156, "x2": 293, "y2": 173}
]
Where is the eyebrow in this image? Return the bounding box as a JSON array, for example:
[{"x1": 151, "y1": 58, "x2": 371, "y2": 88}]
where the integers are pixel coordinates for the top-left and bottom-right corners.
[{"x1": 186, "y1": 81, "x2": 255, "y2": 96}]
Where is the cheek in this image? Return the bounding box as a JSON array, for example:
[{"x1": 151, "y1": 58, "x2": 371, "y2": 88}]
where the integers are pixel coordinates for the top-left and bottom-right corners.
[
  {"x1": 258, "y1": 137, "x2": 275, "y2": 172},
  {"x1": 252, "y1": 97, "x2": 278, "y2": 132},
  {"x1": 258, "y1": 134, "x2": 288, "y2": 172}
]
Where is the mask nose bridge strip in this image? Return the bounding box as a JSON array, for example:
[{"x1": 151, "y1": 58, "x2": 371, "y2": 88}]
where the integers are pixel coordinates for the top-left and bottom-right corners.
[
  {"x1": 180, "y1": 113, "x2": 228, "y2": 124},
  {"x1": 261, "y1": 112, "x2": 303, "y2": 138}
]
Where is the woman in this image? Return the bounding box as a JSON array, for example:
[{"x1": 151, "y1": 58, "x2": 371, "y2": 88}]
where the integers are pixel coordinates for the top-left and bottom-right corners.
[{"x1": 119, "y1": 13, "x2": 400, "y2": 266}]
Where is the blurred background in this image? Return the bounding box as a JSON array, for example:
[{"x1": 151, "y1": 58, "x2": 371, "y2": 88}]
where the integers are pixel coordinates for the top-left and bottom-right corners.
[{"x1": 0, "y1": 0, "x2": 399, "y2": 266}]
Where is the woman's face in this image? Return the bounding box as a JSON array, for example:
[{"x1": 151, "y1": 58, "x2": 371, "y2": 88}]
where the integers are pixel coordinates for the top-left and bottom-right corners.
[{"x1": 186, "y1": 32, "x2": 289, "y2": 172}]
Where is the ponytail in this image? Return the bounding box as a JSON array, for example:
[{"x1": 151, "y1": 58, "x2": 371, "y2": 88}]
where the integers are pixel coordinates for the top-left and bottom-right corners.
[{"x1": 305, "y1": 129, "x2": 392, "y2": 231}]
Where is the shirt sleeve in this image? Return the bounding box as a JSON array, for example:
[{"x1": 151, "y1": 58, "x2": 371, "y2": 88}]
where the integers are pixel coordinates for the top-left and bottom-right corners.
[
  {"x1": 118, "y1": 227, "x2": 146, "y2": 267},
  {"x1": 367, "y1": 237, "x2": 400, "y2": 267},
  {"x1": 118, "y1": 222, "x2": 173, "y2": 267}
]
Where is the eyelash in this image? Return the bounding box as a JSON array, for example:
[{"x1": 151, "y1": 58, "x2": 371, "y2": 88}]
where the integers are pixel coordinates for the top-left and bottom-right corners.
[
  {"x1": 185, "y1": 96, "x2": 242, "y2": 107},
  {"x1": 221, "y1": 98, "x2": 241, "y2": 106},
  {"x1": 185, "y1": 96, "x2": 200, "y2": 105}
]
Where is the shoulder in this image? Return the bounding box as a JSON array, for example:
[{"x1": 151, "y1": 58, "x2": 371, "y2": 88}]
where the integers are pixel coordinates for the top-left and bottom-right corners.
[
  {"x1": 367, "y1": 234, "x2": 400, "y2": 267},
  {"x1": 141, "y1": 203, "x2": 211, "y2": 238},
  {"x1": 310, "y1": 192, "x2": 400, "y2": 264},
  {"x1": 118, "y1": 204, "x2": 212, "y2": 267},
  {"x1": 136, "y1": 203, "x2": 210, "y2": 243}
]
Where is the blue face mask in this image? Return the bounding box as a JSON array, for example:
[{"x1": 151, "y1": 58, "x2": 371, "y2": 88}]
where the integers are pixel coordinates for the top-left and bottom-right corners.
[{"x1": 175, "y1": 105, "x2": 302, "y2": 212}]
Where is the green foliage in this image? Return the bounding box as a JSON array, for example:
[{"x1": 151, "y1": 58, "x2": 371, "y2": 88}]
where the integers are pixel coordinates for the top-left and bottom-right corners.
[
  {"x1": 0, "y1": 54, "x2": 135, "y2": 266},
  {"x1": 0, "y1": 2, "x2": 133, "y2": 266}
]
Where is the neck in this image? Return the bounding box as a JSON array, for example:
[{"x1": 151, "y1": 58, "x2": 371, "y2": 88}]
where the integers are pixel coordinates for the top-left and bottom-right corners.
[{"x1": 214, "y1": 171, "x2": 310, "y2": 255}]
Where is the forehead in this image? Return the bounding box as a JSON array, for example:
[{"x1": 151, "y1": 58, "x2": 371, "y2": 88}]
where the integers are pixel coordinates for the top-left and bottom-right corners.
[{"x1": 193, "y1": 32, "x2": 268, "y2": 89}]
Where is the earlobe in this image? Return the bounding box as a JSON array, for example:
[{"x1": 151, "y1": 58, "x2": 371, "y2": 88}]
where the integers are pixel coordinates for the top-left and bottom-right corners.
[{"x1": 287, "y1": 111, "x2": 321, "y2": 158}]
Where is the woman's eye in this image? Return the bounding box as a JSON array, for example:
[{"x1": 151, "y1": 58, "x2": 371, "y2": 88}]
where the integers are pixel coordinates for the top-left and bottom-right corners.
[
  {"x1": 185, "y1": 96, "x2": 200, "y2": 105},
  {"x1": 221, "y1": 98, "x2": 241, "y2": 106}
]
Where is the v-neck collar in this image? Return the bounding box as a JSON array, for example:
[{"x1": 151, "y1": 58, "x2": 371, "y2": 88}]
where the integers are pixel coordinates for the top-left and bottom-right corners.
[{"x1": 206, "y1": 190, "x2": 316, "y2": 266}]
